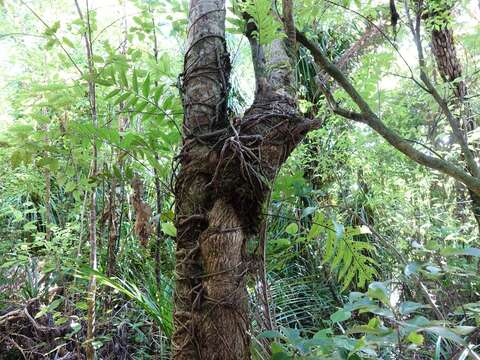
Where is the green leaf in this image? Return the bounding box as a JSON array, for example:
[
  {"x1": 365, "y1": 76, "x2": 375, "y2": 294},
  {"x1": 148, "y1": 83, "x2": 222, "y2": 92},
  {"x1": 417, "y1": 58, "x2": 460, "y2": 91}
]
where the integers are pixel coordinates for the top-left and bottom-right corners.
[
  {"x1": 95, "y1": 78, "x2": 114, "y2": 86},
  {"x1": 62, "y1": 37, "x2": 75, "y2": 48},
  {"x1": 114, "y1": 92, "x2": 131, "y2": 105},
  {"x1": 238, "y1": 0, "x2": 283, "y2": 45},
  {"x1": 407, "y1": 331, "x2": 424, "y2": 345},
  {"x1": 37, "y1": 157, "x2": 59, "y2": 171},
  {"x1": 367, "y1": 282, "x2": 390, "y2": 305},
  {"x1": 75, "y1": 301, "x2": 88, "y2": 310},
  {"x1": 314, "y1": 328, "x2": 333, "y2": 339},
  {"x1": 330, "y1": 309, "x2": 351, "y2": 323},
  {"x1": 142, "y1": 74, "x2": 151, "y2": 97},
  {"x1": 301, "y1": 206, "x2": 316, "y2": 218},
  {"x1": 153, "y1": 86, "x2": 164, "y2": 104},
  {"x1": 126, "y1": 95, "x2": 139, "y2": 108},
  {"x1": 285, "y1": 223, "x2": 299, "y2": 234},
  {"x1": 135, "y1": 101, "x2": 149, "y2": 114},
  {"x1": 92, "y1": 340, "x2": 104, "y2": 350},
  {"x1": 422, "y1": 326, "x2": 466, "y2": 345},
  {"x1": 118, "y1": 66, "x2": 128, "y2": 88},
  {"x1": 271, "y1": 349, "x2": 290, "y2": 360},
  {"x1": 281, "y1": 327, "x2": 300, "y2": 342},
  {"x1": 308, "y1": 212, "x2": 325, "y2": 239},
  {"x1": 70, "y1": 321, "x2": 82, "y2": 334},
  {"x1": 44, "y1": 21, "x2": 60, "y2": 36},
  {"x1": 108, "y1": 66, "x2": 116, "y2": 83},
  {"x1": 441, "y1": 247, "x2": 480, "y2": 257},
  {"x1": 92, "y1": 55, "x2": 104, "y2": 63},
  {"x1": 65, "y1": 181, "x2": 76, "y2": 192},
  {"x1": 452, "y1": 326, "x2": 476, "y2": 336},
  {"x1": 399, "y1": 301, "x2": 429, "y2": 315},
  {"x1": 161, "y1": 222, "x2": 176, "y2": 237},
  {"x1": 105, "y1": 88, "x2": 121, "y2": 99},
  {"x1": 35, "y1": 298, "x2": 63, "y2": 319},
  {"x1": 271, "y1": 238, "x2": 290, "y2": 248},
  {"x1": 404, "y1": 262, "x2": 420, "y2": 277},
  {"x1": 132, "y1": 69, "x2": 139, "y2": 93},
  {"x1": 334, "y1": 221, "x2": 345, "y2": 240},
  {"x1": 425, "y1": 265, "x2": 441, "y2": 275}
]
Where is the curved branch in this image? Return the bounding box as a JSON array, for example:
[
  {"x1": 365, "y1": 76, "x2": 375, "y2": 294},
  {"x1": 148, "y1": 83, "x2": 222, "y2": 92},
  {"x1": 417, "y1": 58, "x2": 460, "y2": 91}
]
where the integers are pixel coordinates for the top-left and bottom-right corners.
[
  {"x1": 282, "y1": 0, "x2": 296, "y2": 53},
  {"x1": 297, "y1": 30, "x2": 480, "y2": 195},
  {"x1": 403, "y1": 0, "x2": 480, "y2": 179}
]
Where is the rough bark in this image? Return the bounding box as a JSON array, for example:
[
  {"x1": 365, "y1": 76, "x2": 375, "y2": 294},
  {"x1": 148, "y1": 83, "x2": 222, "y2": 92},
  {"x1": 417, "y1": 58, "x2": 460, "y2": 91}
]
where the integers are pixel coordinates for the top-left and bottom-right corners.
[
  {"x1": 431, "y1": 27, "x2": 467, "y2": 103},
  {"x1": 131, "y1": 175, "x2": 153, "y2": 247},
  {"x1": 430, "y1": 19, "x2": 480, "y2": 230},
  {"x1": 150, "y1": 5, "x2": 164, "y2": 289},
  {"x1": 172, "y1": 1, "x2": 238, "y2": 357},
  {"x1": 282, "y1": 0, "x2": 296, "y2": 54},
  {"x1": 172, "y1": 1, "x2": 319, "y2": 358}
]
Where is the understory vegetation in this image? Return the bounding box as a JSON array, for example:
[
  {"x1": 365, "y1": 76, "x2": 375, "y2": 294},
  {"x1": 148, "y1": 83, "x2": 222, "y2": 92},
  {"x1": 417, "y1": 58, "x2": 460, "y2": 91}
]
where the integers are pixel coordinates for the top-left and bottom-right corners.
[{"x1": 0, "y1": 0, "x2": 480, "y2": 359}]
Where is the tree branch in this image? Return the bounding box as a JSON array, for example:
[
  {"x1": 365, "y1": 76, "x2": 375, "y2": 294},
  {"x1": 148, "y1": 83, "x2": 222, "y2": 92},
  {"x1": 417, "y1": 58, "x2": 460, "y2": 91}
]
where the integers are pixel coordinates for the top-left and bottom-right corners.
[
  {"x1": 20, "y1": 0, "x2": 83, "y2": 76},
  {"x1": 296, "y1": 30, "x2": 480, "y2": 195},
  {"x1": 403, "y1": 0, "x2": 480, "y2": 179},
  {"x1": 282, "y1": 0, "x2": 296, "y2": 53}
]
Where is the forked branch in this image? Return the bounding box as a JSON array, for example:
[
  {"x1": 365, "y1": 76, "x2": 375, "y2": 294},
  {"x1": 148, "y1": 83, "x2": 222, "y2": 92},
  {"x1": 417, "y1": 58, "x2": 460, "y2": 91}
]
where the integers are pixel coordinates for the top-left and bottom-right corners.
[{"x1": 296, "y1": 31, "x2": 480, "y2": 195}]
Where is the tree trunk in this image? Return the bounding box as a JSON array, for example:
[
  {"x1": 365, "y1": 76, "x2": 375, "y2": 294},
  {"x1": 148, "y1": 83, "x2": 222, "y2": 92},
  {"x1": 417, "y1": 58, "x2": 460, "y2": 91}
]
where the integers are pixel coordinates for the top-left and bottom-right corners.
[
  {"x1": 172, "y1": 1, "x2": 319, "y2": 358},
  {"x1": 75, "y1": 1, "x2": 98, "y2": 358},
  {"x1": 107, "y1": 9, "x2": 129, "y2": 277},
  {"x1": 106, "y1": 174, "x2": 118, "y2": 277},
  {"x1": 431, "y1": 24, "x2": 480, "y2": 230}
]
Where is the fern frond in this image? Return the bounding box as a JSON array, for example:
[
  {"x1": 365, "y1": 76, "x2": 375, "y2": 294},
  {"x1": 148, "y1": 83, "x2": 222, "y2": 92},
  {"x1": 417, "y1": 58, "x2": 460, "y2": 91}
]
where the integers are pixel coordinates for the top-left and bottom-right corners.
[
  {"x1": 308, "y1": 212, "x2": 378, "y2": 291},
  {"x1": 235, "y1": 0, "x2": 284, "y2": 45}
]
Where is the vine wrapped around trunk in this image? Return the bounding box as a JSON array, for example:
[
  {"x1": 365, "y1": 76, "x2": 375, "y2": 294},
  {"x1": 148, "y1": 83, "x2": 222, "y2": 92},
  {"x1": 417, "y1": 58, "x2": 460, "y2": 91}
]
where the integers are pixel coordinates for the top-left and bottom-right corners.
[{"x1": 172, "y1": 0, "x2": 320, "y2": 358}]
